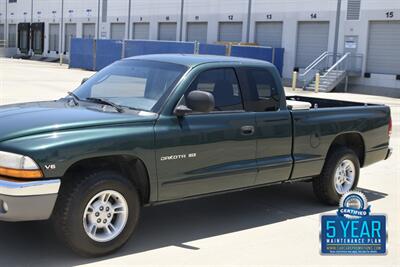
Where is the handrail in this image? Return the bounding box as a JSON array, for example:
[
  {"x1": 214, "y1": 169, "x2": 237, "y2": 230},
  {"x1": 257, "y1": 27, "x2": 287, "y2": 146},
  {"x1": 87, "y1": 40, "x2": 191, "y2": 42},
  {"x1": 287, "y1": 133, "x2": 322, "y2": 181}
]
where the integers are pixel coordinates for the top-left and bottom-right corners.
[
  {"x1": 296, "y1": 51, "x2": 360, "y2": 89},
  {"x1": 297, "y1": 52, "x2": 329, "y2": 89},
  {"x1": 304, "y1": 51, "x2": 328, "y2": 72},
  {"x1": 299, "y1": 53, "x2": 329, "y2": 78},
  {"x1": 321, "y1": 52, "x2": 350, "y2": 78}
]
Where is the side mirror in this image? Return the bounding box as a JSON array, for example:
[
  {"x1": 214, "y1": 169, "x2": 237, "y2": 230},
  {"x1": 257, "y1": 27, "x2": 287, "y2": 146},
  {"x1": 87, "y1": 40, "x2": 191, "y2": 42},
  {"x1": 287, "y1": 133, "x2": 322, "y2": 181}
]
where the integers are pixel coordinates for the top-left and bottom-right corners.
[
  {"x1": 174, "y1": 91, "x2": 215, "y2": 116},
  {"x1": 81, "y1": 77, "x2": 89, "y2": 85}
]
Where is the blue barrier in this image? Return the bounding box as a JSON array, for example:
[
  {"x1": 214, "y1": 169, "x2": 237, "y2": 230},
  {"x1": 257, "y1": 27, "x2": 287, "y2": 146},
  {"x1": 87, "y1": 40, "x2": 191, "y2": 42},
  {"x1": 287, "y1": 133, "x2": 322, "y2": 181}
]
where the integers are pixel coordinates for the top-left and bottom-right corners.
[
  {"x1": 231, "y1": 45, "x2": 273, "y2": 62},
  {"x1": 231, "y1": 46, "x2": 283, "y2": 76},
  {"x1": 95, "y1": 39, "x2": 123, "y2": 70},
  {"x1": 69, "y1": 38, "x2": 94, "y2": 70},
  {"x1": 273, "y1": 48, "x2": 284, "y2": 76},
  {"x1": 124, "y1": 40, "x2": 195, "y2": 58},
  {"x1": 69, "y1": 38, "x2": 284, "y2": 76},
  {"x1": 198, "y1": 44, "x2": 226, "y2": 56}
]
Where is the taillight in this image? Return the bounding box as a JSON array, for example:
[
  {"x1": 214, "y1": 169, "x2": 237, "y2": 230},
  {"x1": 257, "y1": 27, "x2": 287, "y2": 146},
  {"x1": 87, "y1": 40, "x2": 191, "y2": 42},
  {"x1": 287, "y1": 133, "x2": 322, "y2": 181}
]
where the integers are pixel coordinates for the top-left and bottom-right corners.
[{"x1": 388, "y1": 116, "x2": 392, "y2": 137}]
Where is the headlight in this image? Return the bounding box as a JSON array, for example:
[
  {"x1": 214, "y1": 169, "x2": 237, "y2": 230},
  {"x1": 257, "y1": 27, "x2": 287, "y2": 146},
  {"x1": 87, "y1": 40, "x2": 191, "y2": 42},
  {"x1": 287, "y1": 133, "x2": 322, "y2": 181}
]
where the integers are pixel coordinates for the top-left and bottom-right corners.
[{"x1": 0, "y1": 151, "x2": 43, "y2": 179}]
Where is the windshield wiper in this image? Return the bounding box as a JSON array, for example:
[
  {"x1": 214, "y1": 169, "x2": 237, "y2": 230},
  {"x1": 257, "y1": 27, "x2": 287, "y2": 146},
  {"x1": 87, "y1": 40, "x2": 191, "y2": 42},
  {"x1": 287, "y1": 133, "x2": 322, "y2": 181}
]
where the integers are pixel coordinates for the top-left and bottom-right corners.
[{"x1": 85, "y1": 97, "x2": 125, "y2": 113}]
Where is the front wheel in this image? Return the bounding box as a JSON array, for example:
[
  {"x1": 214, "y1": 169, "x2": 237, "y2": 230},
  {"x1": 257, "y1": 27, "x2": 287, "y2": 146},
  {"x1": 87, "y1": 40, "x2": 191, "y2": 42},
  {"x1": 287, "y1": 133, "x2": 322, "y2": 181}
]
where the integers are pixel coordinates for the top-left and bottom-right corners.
[
  {"x1": 53, "y1": 171, "x2": 141, "y2": 257},
  {"x1": 313, "y1": 147, "x2": 360, "y2": 205}
]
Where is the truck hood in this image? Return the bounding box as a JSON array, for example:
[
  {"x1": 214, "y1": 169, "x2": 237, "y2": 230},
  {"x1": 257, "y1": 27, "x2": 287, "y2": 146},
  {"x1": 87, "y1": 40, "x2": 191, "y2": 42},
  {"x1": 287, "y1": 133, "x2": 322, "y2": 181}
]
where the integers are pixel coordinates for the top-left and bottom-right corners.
[{"x1": 0, "y1": 100, "x2": 158, "y2": 142}]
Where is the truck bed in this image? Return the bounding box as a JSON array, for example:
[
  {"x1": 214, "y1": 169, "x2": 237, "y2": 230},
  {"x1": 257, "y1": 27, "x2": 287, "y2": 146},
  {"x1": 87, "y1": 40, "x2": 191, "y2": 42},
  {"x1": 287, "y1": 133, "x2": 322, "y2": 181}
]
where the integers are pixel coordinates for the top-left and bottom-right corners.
[
  {"x1": 287, "y1": 95, "x2": 390, "y2": 180},
  {"x1": 287, "y1": 95, "x2": 380, "y2": 109}
]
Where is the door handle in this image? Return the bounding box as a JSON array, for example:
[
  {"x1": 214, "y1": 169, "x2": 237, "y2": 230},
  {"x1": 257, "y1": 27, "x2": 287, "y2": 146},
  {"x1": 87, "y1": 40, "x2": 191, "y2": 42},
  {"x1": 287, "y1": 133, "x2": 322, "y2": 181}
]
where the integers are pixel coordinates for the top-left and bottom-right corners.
[{"x1": 240, "y1": 125, "x2": 255, "y2": 136}]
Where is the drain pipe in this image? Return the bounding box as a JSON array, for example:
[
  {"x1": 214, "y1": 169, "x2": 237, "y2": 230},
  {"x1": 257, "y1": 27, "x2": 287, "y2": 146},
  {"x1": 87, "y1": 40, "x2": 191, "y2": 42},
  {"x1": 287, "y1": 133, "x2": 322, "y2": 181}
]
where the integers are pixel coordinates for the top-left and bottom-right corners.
[
  {"x1": 30, "y1": 0, "x2": 33, "y2": 55},
  {"x1": 245, "y1": 0, "x2": 252, "y2": 43},
  {"x1": 30, "y1": 0, "x2": 33, "y2": 24},
  {"x1": 179, "y1": 0, "x2": 184, "y2": 41},
  {"x1": 5, "y1": 0, "x2": 7, "y2": 48},
  {"x1": 127, "y1": 0, "x2": 131, "y2": 39},
  {"x1": 96, "y1": 0, "x2": 100, "y2": 39},
  {"x1": 60, "y1": 0, "x2": 64, "y2": 65},
  {"x1": 333, "y1": 0, "x2": 342, "y2": 63}
]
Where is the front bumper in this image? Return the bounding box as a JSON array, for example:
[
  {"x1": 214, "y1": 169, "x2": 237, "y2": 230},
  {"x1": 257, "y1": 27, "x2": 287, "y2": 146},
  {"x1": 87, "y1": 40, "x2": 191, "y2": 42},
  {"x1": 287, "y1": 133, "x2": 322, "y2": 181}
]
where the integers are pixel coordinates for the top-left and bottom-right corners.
[{"x1": 0, "y1": 178, "x2": 60, "y2": 222}]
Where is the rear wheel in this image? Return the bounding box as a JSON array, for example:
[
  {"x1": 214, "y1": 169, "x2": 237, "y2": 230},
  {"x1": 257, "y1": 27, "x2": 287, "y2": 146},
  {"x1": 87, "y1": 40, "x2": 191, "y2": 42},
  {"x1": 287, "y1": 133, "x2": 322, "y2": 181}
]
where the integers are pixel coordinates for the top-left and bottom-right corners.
[
  {"x1": 53, "y1": 170, "x2": 140, "y2": 257},
  {"x1": 313, "y1": 147, "x2": 360, "y2": 205}
]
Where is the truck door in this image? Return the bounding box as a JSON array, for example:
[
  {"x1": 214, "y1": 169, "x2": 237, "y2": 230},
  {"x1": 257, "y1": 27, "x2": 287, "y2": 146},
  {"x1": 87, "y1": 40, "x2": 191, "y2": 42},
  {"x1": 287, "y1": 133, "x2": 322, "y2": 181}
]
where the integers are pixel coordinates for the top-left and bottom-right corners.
[
  {"x1": 155, "y1": 67, "x2": 257, "y2": 200},
  {"x1": 238, "y1": 67, "x2": 293, "y2": 185},
  {"x1": 31, "y1": 22, "x2": 45, "y2": 55},
  {"x1": 18, "y1": 23, "x2": 30, "y2": 54}
]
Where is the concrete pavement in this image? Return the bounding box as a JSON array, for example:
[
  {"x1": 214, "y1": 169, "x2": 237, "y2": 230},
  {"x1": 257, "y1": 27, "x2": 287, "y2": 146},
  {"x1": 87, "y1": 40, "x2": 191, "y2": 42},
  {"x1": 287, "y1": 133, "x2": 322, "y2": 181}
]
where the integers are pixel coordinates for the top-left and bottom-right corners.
[{"x1": 0, "y1": 58, "x2": 399, "y2": 266}]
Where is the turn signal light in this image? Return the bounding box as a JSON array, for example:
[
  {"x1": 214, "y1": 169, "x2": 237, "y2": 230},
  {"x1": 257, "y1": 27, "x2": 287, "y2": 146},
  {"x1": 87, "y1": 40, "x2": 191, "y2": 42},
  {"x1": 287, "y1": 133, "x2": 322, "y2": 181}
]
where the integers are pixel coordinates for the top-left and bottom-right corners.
[{"x1": 0, "y1": 167, "x2": 43, "y2": 179}]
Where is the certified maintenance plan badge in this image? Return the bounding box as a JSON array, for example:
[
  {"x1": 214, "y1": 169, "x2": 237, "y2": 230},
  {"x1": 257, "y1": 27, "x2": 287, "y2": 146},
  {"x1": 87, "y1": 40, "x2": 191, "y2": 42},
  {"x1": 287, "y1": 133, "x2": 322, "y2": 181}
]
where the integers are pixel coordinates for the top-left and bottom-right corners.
[{"x1": 320, "y1": 191, "x2": 386, "y2": 255}]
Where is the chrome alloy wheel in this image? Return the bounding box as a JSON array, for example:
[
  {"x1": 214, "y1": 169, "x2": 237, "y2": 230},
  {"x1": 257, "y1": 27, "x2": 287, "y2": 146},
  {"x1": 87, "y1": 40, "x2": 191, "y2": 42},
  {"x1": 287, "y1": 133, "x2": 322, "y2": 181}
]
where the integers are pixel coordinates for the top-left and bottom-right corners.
[
  {"x1": 334, "y1": 159, "x2": 356, "y2": 194},
  {"x1": 83, "y1": 190, "x2": 129, "y2": 242}
]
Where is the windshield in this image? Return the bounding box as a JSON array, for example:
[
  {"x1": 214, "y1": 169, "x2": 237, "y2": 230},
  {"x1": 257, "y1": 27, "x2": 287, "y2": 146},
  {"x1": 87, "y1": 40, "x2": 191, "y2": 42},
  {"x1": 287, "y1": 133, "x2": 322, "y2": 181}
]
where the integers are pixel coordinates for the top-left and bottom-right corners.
[{"x1": 74, "y1": 59, "x2": 188, "y2": 112}]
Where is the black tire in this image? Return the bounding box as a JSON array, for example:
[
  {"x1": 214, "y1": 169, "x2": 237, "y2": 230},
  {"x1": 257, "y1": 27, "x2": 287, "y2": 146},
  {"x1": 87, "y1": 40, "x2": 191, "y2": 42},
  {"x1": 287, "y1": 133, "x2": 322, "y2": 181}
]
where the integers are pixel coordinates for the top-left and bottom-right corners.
[
  {"x1": 52, "y1": 170, "x2": 140, "y2": 257},
  {"x1": 312, "y1": 147, "x2": 360, "y2": 205}
]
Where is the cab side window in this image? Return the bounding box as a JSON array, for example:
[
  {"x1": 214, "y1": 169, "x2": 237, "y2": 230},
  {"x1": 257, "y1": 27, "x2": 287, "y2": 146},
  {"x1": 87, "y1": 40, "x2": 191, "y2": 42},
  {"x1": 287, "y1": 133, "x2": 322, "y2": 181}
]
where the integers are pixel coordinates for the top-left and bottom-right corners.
[
  {"x1": 242, "y1": 68, "x2": 280, "y2": 112},
  {"x1": 186, "y1": 68, "x2": 244, "y2": 111}
]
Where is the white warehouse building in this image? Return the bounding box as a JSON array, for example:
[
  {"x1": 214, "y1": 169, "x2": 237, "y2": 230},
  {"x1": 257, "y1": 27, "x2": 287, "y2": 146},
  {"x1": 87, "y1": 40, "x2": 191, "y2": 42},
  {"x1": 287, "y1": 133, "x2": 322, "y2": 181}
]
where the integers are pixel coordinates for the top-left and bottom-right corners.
[{"x1": 0, "y1": 0, "x2": 399, "y2": 93}]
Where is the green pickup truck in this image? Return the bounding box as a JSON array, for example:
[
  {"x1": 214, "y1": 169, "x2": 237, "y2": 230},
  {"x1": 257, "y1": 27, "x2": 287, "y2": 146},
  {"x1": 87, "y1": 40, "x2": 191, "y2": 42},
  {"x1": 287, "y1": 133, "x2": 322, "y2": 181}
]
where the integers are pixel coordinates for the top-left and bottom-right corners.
[{"x1": 0, "y1": 54, "x2": 392, "y2": 256}]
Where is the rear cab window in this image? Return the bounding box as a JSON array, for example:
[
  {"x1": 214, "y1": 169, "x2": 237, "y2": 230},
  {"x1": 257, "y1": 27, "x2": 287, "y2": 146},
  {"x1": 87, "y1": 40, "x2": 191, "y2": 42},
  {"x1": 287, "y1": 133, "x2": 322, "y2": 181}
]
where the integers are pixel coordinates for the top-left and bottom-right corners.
[{"x1": 238, "y1": 67, "x2": 281, "y2": 112}]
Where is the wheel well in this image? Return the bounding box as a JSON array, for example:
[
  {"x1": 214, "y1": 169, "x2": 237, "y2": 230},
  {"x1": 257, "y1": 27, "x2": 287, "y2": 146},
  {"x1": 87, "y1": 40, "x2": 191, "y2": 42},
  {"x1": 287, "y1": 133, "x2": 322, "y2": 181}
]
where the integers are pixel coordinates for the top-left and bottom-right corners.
[
  {"x1": 63, "y1": 155, "x2": 150, "y2": 204},
  {"x1": 327, "y1": 133, "x2": 365, "y2": 167}
]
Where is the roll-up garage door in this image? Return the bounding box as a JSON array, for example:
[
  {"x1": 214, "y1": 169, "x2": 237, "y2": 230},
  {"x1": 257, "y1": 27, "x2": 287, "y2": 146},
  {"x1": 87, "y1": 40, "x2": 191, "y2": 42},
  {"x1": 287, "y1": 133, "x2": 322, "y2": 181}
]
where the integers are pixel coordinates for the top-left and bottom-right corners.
[
  {"x1": 158, "y1": 22, "x2": 177, "y2": 41},
  {"x1": 295, "y1": 21, "x2": 329, "y2": 68},
  {"x1": 64, "y1": 23, "x2": 76, "y2": 53},
  {"x1": 82, "y1": 23, "x2": 95, "y2": 39},
  {"x1": 18, "y1": 23, "x2": 30, "y2": 53},
  {"x1": 49, "y1": 24, "x2": 60, "y2": 52},
  {"x1": 31, "y1": 23, "x2": 45, "y2": 54},
  {"x1": 8, "y1": 24, "x2": 16, "y2": 47},
  {"x1": 186, "y1": 22, "x2": 207, "y2": 43},
  {"x1": 0, "y1": 24, "x2": 5, "y2": 46},
  {"x1": 366, "y1": 21, "x2": 400, "y2": 75},
  {"x1": 132, "y1": 22, "x2": 150, "y2": 39},
  {"x1": 255, "y1": 21, "x2": 283, "y2": 48},
  {"x1": 111, "y1": 23, "x2": 125, "y2": 40},
  {"x1": 218, "y1": 22, "x2": 243, "y2": 42}
]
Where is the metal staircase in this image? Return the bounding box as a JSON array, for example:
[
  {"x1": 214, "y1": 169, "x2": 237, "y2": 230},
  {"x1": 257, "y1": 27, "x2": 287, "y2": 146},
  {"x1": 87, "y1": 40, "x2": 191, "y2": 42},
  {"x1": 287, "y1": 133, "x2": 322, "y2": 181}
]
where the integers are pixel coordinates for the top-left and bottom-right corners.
[
  {"x1": 306, "y1": 69, "x2": 347, "y2": 92},
  {"x1": 298, "y1": 52, "x2": 362, "y2": 92}
]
